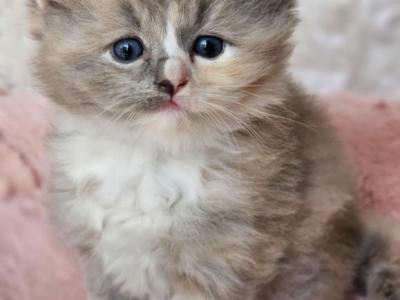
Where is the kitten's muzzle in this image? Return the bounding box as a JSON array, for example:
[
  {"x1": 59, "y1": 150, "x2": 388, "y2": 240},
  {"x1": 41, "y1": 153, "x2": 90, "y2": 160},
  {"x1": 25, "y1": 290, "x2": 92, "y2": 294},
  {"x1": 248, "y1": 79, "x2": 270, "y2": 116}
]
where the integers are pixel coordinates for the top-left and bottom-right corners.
[{"x1": 155, "y1": 57, "x2": 190, "y2": 98}]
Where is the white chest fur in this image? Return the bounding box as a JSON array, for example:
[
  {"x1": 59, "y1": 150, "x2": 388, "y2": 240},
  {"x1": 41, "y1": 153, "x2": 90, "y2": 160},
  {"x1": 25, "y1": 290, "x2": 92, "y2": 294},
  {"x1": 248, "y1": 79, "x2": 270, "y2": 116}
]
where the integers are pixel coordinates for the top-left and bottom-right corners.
[{"x1": 50, "y1": 114, "x2": 219, "y2": 299}]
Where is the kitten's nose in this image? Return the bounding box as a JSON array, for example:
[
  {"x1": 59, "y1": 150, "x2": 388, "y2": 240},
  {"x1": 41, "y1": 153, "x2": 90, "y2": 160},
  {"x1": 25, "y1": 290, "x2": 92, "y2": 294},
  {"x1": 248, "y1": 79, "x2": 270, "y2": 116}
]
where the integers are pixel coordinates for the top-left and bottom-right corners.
[
  {"x1": 156, "y1": 57, "x2": 189, "y2": 97},
  {"x1": 157, "y1": 79, "x2": 188, "y2": 97}
]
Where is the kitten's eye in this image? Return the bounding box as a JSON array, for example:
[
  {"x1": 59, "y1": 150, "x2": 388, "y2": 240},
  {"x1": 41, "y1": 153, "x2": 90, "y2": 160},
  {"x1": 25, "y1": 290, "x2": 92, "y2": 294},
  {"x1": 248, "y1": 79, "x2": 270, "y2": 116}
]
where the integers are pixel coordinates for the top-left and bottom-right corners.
[
  {"x1": 112, "y1": 38, "x2": 144, "y2": 63},
  {"x1": 193, "y1": 36, "x2": 224, "y2": 59}
]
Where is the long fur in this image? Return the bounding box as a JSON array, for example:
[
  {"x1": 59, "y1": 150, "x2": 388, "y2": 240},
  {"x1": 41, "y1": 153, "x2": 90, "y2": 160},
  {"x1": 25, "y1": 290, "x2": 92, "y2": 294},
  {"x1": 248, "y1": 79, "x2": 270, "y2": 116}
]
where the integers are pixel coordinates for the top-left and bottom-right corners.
[{"x1": 30, "y1": 1, "x2": 399, "y2": 299}]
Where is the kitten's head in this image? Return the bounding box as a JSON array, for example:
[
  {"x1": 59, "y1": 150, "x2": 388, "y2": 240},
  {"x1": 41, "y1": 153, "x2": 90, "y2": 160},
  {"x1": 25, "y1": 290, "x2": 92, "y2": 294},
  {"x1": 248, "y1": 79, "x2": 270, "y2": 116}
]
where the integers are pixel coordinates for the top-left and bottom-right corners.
[{"x1": 31, "y1": 0, "x2": 297, "y2": 133}]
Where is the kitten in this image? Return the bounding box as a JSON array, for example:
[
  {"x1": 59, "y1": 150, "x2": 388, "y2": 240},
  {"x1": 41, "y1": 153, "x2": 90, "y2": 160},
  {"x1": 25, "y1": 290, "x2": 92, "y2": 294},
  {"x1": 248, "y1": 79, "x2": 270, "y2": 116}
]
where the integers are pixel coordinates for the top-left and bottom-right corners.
[{"x1": 29, "y1": 0, "x2": 399, "y2": 299}]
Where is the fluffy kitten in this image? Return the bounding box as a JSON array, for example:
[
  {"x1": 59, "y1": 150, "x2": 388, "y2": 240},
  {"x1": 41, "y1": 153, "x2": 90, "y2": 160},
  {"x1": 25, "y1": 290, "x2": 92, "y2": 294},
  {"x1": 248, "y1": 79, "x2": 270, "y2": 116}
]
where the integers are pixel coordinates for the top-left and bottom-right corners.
[{"x1": 29, "y1": 0, "x2": 399, "y2": 299}]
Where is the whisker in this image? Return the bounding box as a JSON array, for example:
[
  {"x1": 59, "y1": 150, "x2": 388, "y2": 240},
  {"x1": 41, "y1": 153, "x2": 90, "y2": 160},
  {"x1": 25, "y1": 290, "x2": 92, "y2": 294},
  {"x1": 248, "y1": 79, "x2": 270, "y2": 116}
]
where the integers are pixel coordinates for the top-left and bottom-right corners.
[
  {"x1": 196, "y1": 89, "x2": 314, "y2": 131},
  {"x1": 196, "y1": 99, "x2": 271, "y2": 152},
  {"x1": 206, "y1": 110, "x2": 240, "y2": 151}
]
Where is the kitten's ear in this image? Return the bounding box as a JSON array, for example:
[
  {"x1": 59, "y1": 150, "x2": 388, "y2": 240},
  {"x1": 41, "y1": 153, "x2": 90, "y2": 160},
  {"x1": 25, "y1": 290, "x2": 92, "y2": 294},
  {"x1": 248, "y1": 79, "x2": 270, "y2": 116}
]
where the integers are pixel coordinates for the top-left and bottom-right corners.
[
  {"x1": 28, "y1": 0, "x2": 49, "y2": 12},
  {"x1": 28, "y1": 0, "x2": 47, "y2": 40},
  {"x1": 29, "y1": 0, "x2": 67, "y2": 12},
  {"x1": 28, "y1": 0, "x2": 67, "y2": 40},
  {"x1": 266, "y1": 0, "x2": 297, "y2": 13}
]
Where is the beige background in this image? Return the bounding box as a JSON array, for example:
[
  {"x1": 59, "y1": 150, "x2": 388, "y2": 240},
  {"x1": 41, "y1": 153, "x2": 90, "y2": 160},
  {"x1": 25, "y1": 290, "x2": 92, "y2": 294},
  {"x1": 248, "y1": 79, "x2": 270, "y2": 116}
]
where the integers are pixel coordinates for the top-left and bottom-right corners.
[{"x1": 1, "y1": 0, "x2": 400, "y2": 97}]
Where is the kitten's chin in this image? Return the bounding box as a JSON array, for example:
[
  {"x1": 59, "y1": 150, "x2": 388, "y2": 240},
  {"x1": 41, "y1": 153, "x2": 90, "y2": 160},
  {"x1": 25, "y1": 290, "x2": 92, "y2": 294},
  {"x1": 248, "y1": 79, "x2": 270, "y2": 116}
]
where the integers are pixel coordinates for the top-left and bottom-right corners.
[{"x1": 138, "y1": 108, "x2": 188, "y2": 132}]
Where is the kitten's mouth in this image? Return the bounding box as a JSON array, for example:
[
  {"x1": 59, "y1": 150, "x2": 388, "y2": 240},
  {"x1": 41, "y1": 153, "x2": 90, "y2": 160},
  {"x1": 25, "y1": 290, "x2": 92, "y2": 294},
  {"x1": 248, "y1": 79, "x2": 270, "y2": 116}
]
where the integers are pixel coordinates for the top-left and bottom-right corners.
[{"x1": 159, "y1": 99, "x2": 182, "y2": 112}]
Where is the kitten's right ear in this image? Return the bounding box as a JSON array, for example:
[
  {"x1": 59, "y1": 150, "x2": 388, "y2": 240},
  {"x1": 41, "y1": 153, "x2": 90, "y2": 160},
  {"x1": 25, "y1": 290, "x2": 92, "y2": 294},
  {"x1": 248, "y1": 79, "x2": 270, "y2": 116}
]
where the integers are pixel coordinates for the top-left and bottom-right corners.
[
  {"x1": 29, "y1": 0, "x2": 47, "y2": 12},
  {"x1": 28, "y1": 0, "x2": 47, "y2": 40}
]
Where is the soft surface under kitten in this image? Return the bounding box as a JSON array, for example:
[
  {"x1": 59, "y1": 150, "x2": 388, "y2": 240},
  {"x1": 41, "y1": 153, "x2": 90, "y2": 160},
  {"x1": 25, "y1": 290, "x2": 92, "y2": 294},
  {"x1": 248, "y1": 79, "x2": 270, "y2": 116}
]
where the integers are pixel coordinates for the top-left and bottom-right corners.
[{"x1": 30, "y1": 0, "x2": 399, "y2": 299}]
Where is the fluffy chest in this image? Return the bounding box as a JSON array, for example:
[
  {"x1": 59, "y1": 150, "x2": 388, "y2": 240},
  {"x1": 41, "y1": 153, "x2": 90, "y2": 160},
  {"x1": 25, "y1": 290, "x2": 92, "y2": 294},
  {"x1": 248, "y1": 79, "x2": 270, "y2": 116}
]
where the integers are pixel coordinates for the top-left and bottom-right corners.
[
  {"x1": 66, "y1": 134, "x2": 211, "y2": 234},
  {"x1": 54, "y1": 131, "x2": 216, "y2": 298}
]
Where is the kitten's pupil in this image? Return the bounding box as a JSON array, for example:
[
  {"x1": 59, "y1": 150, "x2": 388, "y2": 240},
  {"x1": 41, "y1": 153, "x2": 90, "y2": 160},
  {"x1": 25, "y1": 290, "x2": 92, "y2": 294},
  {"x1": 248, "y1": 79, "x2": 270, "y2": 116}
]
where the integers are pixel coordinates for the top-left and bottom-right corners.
[
  {"x1": 193, "y1": 36, "x2": 224, "y2": 59},
  {"x1": 112, "y1": 38, "x2": 144, "y2": 63}
]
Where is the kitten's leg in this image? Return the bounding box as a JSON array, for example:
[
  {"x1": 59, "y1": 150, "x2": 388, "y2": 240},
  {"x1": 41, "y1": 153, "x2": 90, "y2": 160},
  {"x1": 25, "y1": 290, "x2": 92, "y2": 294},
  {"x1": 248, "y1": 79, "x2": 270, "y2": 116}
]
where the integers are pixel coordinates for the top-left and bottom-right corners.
[
  {"x1": 367, "y1": 264, "x2": 400, "y2": 300},
  {"x1": 88, "y1": 288, "x2": 136, "y2": 300},
  {"x1": 170, "y1": 278, "x2": 209, "y2": 300},
  {"x1": 258, "y1": 268, "x2": 355, "y2": 300},
  {"x1": 358, "y1": 216, "x2": 400, "y2": 300},
  {"x1": 170, "y1": 292, "x2": 206, "y2": 300},
  {"x1": 257, "y1": 206, "x2": 362, "y2": 300}
]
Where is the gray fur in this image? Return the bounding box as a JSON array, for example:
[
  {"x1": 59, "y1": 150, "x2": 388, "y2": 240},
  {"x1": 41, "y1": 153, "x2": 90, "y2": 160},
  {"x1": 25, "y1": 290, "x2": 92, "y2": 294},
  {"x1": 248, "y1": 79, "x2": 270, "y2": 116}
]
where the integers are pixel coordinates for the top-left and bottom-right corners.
[{"x1": 29, "y1": 1, "x2": 400, "y2": 300}]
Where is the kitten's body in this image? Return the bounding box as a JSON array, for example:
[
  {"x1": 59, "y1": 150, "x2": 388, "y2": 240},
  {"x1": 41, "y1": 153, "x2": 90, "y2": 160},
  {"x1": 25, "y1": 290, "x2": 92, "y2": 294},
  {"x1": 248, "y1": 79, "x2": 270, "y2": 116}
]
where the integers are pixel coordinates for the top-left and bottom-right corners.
[
  {"x1": 30, "y1": 0, "x2": 399, "y2": 299},
  {"x1": 48, "y1": 82, "x2": 360, "y2": 300}
]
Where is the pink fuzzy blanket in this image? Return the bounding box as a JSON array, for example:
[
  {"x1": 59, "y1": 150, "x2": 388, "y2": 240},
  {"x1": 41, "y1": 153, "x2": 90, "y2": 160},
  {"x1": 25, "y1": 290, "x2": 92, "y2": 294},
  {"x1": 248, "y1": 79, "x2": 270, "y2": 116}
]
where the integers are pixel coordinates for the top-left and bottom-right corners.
[
  {"x1": 0, "y1": 91, "x2": 399, "y2": 300},
  {"x1": 0, "y1": 92, "x2": 87, "y2": 300},
  {"x1": 322, "y1": 94, "x2": 400, "y2": 218}
]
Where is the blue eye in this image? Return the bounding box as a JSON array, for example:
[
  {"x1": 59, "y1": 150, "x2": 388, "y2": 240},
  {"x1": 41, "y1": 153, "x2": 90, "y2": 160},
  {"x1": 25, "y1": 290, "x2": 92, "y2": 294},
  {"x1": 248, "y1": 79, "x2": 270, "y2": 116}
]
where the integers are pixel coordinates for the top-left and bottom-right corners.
[
  {"x1": 112, "y1": 38, "x2": 144, "y2": 63},
  {"x1": 193, "y1": 36, "x2": 225, "y2": 59}
]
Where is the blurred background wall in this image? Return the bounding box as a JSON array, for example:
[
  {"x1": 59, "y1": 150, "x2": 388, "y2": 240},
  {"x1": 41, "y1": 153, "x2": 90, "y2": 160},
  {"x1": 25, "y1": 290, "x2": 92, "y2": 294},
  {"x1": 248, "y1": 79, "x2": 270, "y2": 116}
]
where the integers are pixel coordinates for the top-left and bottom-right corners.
[
  {"x1": 0, "y1": 0, "x2": 399, "y2": 97},
  {"x1": 0, "y1": 0, "x2": 30, "y2": 92},
  {"x1": 292, "y1": 0, "x2": 400, "y2": 97}
]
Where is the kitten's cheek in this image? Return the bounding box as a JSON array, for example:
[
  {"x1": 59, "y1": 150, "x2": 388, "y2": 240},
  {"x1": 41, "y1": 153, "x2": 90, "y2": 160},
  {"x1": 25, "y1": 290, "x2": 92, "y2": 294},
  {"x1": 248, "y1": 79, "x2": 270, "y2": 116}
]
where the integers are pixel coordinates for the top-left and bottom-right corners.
[
  {"x1": 198, "y1": 69, "x2": 239, "y2": 88},
  {"x1": 174, "y1": 96, "x2": 191, "y2": 110},
  {"x1": 174, "y1": 87, "x2": 205, "y2": 113},
  {"x1": 172, "y1": 95, "x2": 198, "y2": 113}
]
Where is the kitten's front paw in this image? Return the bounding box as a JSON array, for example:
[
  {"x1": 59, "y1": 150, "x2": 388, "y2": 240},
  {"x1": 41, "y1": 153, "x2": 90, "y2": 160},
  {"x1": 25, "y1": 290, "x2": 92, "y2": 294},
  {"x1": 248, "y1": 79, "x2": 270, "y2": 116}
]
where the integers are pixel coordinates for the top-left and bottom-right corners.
[
  {"x1": 368, "y1": 264, "x2": 400, "y2": 300},
  {"x1": 171, "y1": 293, "x2": 207, "y2": 300}
]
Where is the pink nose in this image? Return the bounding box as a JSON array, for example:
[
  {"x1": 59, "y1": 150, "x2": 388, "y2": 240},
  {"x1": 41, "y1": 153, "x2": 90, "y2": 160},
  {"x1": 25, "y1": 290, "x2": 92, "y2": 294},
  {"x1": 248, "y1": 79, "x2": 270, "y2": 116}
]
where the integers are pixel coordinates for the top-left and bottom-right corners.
[
  {"x1": 157, "y1": 58, "x2": 190, "y2": 97},
  {"x1": 158, "y1": 78, "x2": 188, "y2": 97}
]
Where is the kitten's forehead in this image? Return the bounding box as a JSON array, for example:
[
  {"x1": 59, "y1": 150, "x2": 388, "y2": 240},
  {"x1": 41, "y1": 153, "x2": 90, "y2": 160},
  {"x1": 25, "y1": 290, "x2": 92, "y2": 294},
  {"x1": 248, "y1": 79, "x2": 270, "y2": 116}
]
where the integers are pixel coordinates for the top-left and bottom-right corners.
[
  {"x1": 122, "y1": 0, "x2": 294, "y2": 49},
  {"x1": 102, "y1": 0, "x2": 208, "y2": 47},
  {"x1": 48, "y1": 0, "x2": 294, "y2": 48}
]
